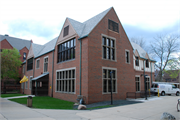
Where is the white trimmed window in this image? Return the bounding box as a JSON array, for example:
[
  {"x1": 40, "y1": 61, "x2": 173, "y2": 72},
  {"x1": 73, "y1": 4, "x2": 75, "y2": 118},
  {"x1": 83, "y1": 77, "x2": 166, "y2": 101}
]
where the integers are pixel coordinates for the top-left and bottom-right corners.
[
  {"x1": 125, "y1": 50, "x2": 130, "y2": 64},
  {"x1": 56, "y1": 68, "x2": 75, "y2": 93},
  {"x1": 102, "y1": 36, "x2": 115, "y2": 61},
  {"x1": 36, "y1": 59, "x2": 40, "y2": 69},
  {"x1": 44, "y1": 57, "x2": 48, "y2": 73},
  {"x1": 102, "y1": 67, "x2": 117, "y2": 93},
  {"x1": 29, "y1": 76, "x2": 33, "y2": 89},
  {"x1": 145, "y1": 77, "x2": 150, "y2": 90},
  {"x1": 135, "y1": 76, "x2": 140, "y2": 92}
]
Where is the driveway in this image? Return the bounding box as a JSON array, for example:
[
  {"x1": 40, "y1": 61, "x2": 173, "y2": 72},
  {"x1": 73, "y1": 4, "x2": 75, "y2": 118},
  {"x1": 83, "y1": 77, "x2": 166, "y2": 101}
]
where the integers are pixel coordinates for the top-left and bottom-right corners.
[{"x1": 0, "y1": 96, "x2": 180, "y2": 120}]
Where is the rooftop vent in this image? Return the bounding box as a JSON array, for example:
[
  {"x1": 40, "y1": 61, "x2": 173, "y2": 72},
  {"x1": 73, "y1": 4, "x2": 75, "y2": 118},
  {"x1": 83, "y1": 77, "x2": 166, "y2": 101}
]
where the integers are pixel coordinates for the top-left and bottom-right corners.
[{"x1": 5, "y1": 34, "x2": 9, "y2": 36}]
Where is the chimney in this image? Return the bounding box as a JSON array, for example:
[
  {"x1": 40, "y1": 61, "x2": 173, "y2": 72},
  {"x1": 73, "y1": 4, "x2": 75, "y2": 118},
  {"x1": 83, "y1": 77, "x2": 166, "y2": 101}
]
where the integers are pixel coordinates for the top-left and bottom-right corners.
[{"x1": 5, "y1": 34, "x2": 9, "y2": 36}]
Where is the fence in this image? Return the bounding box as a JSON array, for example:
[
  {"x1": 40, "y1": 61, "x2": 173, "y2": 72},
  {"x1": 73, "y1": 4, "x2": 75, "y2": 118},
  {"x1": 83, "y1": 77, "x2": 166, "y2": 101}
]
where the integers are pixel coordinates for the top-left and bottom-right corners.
[{"x1": 126, "y1": 91, "x2": 155, "y2": 99}]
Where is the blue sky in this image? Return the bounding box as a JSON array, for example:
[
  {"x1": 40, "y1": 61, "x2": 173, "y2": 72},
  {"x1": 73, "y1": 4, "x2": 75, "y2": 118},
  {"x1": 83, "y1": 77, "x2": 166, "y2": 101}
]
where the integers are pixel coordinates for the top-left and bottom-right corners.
[{"x1": 0, "y1": 0, "x2": 179, "y2": 46}]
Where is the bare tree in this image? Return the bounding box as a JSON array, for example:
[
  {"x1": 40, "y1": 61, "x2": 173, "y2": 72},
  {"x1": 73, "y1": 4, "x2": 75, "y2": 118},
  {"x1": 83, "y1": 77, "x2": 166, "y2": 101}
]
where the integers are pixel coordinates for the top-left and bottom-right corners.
[
  {"x1": 151, "y1": 34, "x2": 180, "y2": 81},
  {"x1": 131, "y1": 37, "x2": 146, "y2": 49}
]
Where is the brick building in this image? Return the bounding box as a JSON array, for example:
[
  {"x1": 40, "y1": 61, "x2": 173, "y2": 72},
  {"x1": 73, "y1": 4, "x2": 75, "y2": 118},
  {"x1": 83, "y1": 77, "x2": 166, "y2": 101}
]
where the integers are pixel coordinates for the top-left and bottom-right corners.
[
  {"x1": 0, "y1": 34, "x2": 32, "y2": 92},
  {"x1": 21, "y1": 7, "x2": 155, "y2": 104}
]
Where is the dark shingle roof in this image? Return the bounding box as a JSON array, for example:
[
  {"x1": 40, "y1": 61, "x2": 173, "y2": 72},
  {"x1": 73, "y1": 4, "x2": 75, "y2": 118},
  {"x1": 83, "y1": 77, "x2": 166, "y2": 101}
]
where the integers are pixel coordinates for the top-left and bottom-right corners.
[
  {"x1": 0, "y1": 34, "x2": 31, "y2": 51},
  {"x1": 131, "y1": 42, "x2": 155, "y2": 61},
  {"x1": 67, "y1": 7, "x2": 112, "y2": 38}
]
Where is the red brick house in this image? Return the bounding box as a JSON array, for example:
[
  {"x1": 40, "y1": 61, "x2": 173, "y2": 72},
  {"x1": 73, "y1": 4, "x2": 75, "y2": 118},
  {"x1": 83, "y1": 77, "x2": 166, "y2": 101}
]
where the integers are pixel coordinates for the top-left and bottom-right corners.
[
  {"x1": 21, "y1": 7, "x2": 155, "y2": 104},
  {"x1": 0, "y1": 34, "x2": 32, "y2": 92}
]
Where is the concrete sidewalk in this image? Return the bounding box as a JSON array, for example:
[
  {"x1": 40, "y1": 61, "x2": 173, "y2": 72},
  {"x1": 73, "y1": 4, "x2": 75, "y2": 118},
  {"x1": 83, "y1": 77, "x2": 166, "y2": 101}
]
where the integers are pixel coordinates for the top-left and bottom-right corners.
[{"x1": 0, "y1": 96, "x2": 180, "y2": 120}]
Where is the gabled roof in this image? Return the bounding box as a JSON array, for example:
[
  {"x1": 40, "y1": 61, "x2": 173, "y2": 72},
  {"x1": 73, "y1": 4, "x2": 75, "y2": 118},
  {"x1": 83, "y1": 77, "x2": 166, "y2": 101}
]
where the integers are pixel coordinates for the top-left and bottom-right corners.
[
  {"x1": 31, "y1": 43, "x2": 44, "y2": 58},
  {"x1": 0, "y1": 34, "x2": 31, "y2": 51},
  {"x1": 131, "y1": 42, "x2": 155, "y2": 61},
  {"x1": 35, "y1": 37, "x2": 58, "y2": 58},
  {"x1": 67, "y1": 7, "x2": 112, "y2": 38}
]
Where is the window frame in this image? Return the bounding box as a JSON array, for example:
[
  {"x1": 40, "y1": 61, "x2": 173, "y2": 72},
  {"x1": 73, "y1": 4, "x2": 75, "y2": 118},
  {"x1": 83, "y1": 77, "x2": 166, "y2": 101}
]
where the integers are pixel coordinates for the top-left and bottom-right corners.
[
  {"x1": 36, "y1": 58, "x2": 40, "y2": 69},
  {"x1": 102, "y1": 67, "x2": 117, "y2": 94},
  {"x1": 57, "y1": 38, "x2": 76, "y2": 63},
  {"x1": 145, "y1": 76, "x2": 150, "y2": 90},
  {"x1": 56, "y1": 67, "x2": 76, "y2": 94},
  {"x1": 44, "y1": 56, "x2": 48, "y2": 73},
  {"x1": 102, "y1": 34, "x2": 116, "y2": 61},
  {"x1": 108, "y1": 19, "x2": 119, "y2": 33},
  {"x1": 125, "y1": 50, "x2": 130, "y2": 64},
  {"x1": 135, "y1": 56, "x2": 139, "y2": 66},
  {"x1": 146, "y1": 59, "x2": 149, "y2": 68},
  {"x1": 27, "y1": 58, "x2": 33, "y2": 71},
  {"x1": 135, "y1": 76, "x2": 140, "y2": 92}
]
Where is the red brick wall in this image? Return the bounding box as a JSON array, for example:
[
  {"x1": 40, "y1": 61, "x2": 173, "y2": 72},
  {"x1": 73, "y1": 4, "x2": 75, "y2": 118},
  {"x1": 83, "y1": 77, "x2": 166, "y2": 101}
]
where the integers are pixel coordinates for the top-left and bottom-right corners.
[
  {"x1": 0, "y1": 39, "x2": 13, "y2": 49},
  {"x1": 86, "y1": 8, "x2": 135, "y2": 104},
  {"x1": 53, "y1": 36, "x2": 80, "y2": 103}
]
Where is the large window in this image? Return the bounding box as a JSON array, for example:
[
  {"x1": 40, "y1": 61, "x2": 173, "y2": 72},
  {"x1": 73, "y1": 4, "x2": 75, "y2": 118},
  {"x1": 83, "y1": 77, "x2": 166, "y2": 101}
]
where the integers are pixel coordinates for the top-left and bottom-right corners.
[
  {"x1": 36, "y1": 59, "x2": 40, "y2": 69},
  {"x1": 57, "y1": 38, "x2": 76, "y2": 63},
  {"x1": 44, "y1": 57, "x2": 48, "y2": 72},
  {"x1": 27, "y1": 58, "x2": 33, "y2": 71},
  {"x1": 135, "y1": 77, "x2": 140, "y2": 92},
  {"x1": 102, "y1": 36, "x2": 115, "y2": 60},
  {"x1": 56, "y1": 68, "x2": 75, "y2": 93},
  {"x1": 108, "y1": 19, "x2": 119, "y2": 33},
  {"x1": 103, "y1": 68, "x2": 116, "y2": 93},
  {"x1": 125, "y1": 50, "x2": 130, "y2": 64},
  {"x1": 135, "y1": 57, "x2": 139, "y2": 66},
  {"x1": 145, "y1": 77, "x2": 150, "y2": 90}
]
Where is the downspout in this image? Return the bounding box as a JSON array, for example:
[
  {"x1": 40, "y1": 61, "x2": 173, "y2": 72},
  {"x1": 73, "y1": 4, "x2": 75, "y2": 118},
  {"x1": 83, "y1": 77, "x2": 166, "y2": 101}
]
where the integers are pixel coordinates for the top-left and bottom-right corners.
[
  {"x1": 51, "y1": 51, "x2": 54, "y2": 97},
  {"x1": 79, "y1": 39, "x2": 82, "y2": 96},
  {"x1": 151, "y1": 62, "x2": 152, "y2": 84},
  {"x1": 33, "y1": 58, "x2": 35, "y2": 95}
]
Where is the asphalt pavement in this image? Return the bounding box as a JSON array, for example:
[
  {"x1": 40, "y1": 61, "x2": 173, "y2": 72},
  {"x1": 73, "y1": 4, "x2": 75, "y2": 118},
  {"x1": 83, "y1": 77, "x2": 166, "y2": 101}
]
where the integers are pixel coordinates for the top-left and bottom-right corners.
[{"x1": 0, "y1": 96, "x2": 180, "y2": 120}]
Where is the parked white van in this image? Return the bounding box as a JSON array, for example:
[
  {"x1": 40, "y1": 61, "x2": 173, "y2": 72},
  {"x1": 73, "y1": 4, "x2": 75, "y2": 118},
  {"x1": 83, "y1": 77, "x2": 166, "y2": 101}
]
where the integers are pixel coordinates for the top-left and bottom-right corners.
[{"x1": 151, "y1": 83, "x2": 180, "y2": 96}]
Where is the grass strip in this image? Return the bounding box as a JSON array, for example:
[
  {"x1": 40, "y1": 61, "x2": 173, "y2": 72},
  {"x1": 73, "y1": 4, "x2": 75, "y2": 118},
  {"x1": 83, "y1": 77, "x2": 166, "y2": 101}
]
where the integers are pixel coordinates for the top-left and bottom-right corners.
[
  {"x1": 1, "y1": 93, "x2": 26, "y2": 98},
  {"x1": 9, "y1": 96, "x2": 74, "y2": 109}
]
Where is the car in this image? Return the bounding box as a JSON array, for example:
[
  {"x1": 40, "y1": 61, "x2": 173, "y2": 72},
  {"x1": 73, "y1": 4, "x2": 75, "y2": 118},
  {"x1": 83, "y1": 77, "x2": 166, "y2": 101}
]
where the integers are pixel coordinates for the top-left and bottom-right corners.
[{"x1": 151, "y1": 83, "x2": 180, "y2": 96}]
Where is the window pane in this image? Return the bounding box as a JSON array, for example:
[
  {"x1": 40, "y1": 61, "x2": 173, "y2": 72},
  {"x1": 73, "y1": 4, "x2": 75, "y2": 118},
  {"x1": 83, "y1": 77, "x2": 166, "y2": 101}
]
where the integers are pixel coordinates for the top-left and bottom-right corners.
[
  {"x1": 72, "y1": 70, "x2": 75, "y2": 78},
  {"x1": 72, "y1": 80, "x2": 75, "y2": 92},
  {"x1": 103, "y1": 80, "x2": 107, "y2": 92},
  {"x1": 71, "y1": 48, "x2": 73, "y2": 59},
  {"x1": 103, "y1": 47, "x2": 106, "y2": 59},
  {"x1": 108, "y1": 70, "x2": 111, "y2": 78},
  {"x1": 113, "y1": 80, "x2": 116, "y2": 92},
  {"x1": 65, "y1": 80, "x2": 67, "y2": 92},
  {"x1": 68, "y1": 49, "x2": 70, "y2": 60},
  {"x1": 111, "y1": 49, "x2": 115, "y2": 60},
  {"x1": 74, "y1": 39, "x2": 76, "y2": 46},
  {"x1": 69, "y1": 80, "x2": 71, "y2": 92},
  {"x1": 111, "y1": 40, "x2": 114, "y2": 47},
  {"x1": 67, "y1": 41, "x2": 70, "y2": 49},
  {"x1": 113, "y1": 70, "x2": 115, "y2": 78},
  {"x1": 103, "y1": 37, "x2": 106, "y2": 45},
  {"x1": 107, "y1": 48, "x2": 110, "y2": 59},
  {"x1": 66, "y1": 71, "x2": 68, "y2": 79},
  {"x1": 57, "y1": 72, "x2": 60, "y2": 79},
  {"x1": 71, "y1": 40, "x2": 73, "y2": 47},
  {"x1": 103, "y1": 69, "x2": 107, "y2": 78},
  {"x1": 59, "y1": 80, "x2": 61, "y2": 91},
  {"x1": 73, "y1": 48, "x2": 75, "y2": 59},
  {"x1": 62, "y1": 80, "x2": 64, "y2": 91},
  {"x1": 108, "y1": 80, "x2": 111, "y2": 92},
  {"x1": 69, "y1": 70, "x2": 71, "y2": 78},
  {"x1": 107, "y1": 38, "x2": 110, "y2": 46},
  {"x1": 62, "y1": 71, "x2": 64, "y2": 79},
  {"x1": 57, "y1": 81, "x2": 59, "y2": 91}
]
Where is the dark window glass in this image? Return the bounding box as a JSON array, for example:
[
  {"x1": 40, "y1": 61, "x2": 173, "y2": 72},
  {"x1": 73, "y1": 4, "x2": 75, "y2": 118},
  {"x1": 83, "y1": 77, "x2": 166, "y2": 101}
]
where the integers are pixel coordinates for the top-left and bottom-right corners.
[
  {"x1": 57, "y1": 38, "x2": 76, "y2": 63},
  {"x1": 108, "y1": 19, "x2": 119, "y2": 33},
  {"x1": 146, "y1": 60, "x2": 149, "y2": 68},
  {"x1": 126, "y1": 51, "x2": 129, "y2": 63},
  {"x1": 27, "y1": 58, "x2": 33, "y2": 71},
  {"x1": 135, "y1": 57, "x2": 139, "y2": 66},
  {"x1": 103, "y1": 80, "x2": 107, "y2": 92},
  {"x1": 103, "y1": 37, "x2": 106, "y2": 45},
  {"x1": 23, "y1": 53, "x2": 26, "y2": 60},
  {"x1": 63, "y1": 25, "x2": 69, "y2": 37}
]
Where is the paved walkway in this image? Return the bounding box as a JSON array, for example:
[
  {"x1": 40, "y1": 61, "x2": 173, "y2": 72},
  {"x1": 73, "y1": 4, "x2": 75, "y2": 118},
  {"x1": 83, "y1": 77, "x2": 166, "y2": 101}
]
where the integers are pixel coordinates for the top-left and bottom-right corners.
[{"x1": 0, "y1": 96, "x2": 180, "y2": 120}]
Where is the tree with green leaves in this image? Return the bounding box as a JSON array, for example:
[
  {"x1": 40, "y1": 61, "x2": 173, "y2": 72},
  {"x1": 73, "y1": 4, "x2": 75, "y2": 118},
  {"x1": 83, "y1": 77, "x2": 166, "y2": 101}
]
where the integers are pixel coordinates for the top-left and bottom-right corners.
[
  {"x1": 1, "y1": 48, "x2": 22, "y2": 93},
  {"x1": 164, "y1": 56, "x2": 180, "y2": 80}
]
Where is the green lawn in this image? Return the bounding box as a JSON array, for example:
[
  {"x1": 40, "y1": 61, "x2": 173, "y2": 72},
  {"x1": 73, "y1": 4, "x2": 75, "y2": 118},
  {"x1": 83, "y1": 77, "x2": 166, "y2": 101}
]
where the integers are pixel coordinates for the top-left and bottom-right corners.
[
  {"x1": 9, "y1": 96, "x2": 74, "y2": 109},
  {"x1": 1, "y1": 93, "x2": 26, "y2": 98}
]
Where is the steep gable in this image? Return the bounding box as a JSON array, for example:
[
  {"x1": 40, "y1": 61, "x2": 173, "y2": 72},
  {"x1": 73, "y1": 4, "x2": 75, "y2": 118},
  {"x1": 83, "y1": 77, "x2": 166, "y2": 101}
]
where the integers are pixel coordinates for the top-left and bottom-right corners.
[{"x1": 57, "y1": 18, "x2": 78, "y2": 45}]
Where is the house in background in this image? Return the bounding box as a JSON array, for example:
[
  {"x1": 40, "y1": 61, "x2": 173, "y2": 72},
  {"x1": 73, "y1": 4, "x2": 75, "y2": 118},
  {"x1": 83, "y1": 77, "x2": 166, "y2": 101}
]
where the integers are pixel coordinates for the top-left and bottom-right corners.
[
  {"x1": 21, "y1": 7, "x2": 155, "y2": 104},
  {"x1": 131, "y1": 42, "x2": 155, "y2": 97},
  {"x1": 0, "y1": 34, "x2": 32, "y2": 92}
]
